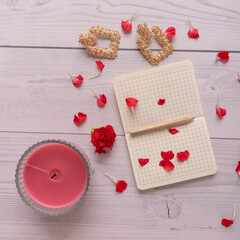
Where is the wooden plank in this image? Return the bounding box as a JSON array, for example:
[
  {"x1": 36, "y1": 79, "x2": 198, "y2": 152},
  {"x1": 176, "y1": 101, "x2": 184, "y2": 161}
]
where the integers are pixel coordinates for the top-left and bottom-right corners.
[
  {"x1": 0, "y1": 223, "x2": 239, "y2": 240},
  {"x1": 0, "y1": 0, "x2": 240, "y2": 51},
  {"x1": 0, "y1": 47, "x2": 239, "y2": 138},
  {"x1": 0, "y1": 132, "x2": 239, "y2": 239}
]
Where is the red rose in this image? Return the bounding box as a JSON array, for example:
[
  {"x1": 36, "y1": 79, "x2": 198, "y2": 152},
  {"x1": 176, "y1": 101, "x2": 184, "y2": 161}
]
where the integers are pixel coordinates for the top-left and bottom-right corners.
[{"x1": 91, "y1": 125, "x2": 116, "y2": 154}]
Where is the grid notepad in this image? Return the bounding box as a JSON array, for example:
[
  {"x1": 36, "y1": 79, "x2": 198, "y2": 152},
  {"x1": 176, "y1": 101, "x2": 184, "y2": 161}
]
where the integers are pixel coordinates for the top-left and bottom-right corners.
[{"x1": 113, "y1": 60, "x2": 217, "y2": 190}]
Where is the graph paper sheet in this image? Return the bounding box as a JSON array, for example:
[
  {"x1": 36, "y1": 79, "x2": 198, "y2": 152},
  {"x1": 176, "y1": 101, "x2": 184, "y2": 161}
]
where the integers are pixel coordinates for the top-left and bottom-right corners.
[
  {"x1": 113, "y1": 60, "x2": 204, "y2": 134},
  {"x1": 113, "y1": 60, "x2": 217, "y2": 190}
]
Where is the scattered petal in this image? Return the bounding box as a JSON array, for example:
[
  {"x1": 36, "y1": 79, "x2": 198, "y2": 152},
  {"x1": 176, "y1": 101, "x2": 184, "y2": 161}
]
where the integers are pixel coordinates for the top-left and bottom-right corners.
[
  {"x1": 69, "y1": 74, "x2": 83, "y2": 87},
  {"x1": 237, "y1": 72, "x2": 240, "y2": 83},
  {"x1": 159, "y1": 159, "x2": 175, "y2": 171},
  {"x1": 89, "y1": 61, "x2": 105, "y2": 79},
  {"x1": 216, "y1": 95, "x2": 226, "y2": 119},
  {"x1": 158, "y1": 99, "x2": 166, "y2": 105},
  {"x1": 122, "y1": 12, "x2": 137, "y2": 31},
  {"x1": 126, "y1": 97, "x2": 138, "y2": 115},
  {"x1": 138, "y1": 158, "x2": 149, "y2": 166},
  {"x1": 221, "y1": 205, "x2": 236, "y2": 228},
  {"x1": 188, "y1": 28, "x2": 199, "y2": 39},
  {"x1": 90, "y1": 89, "x2": 107, "y2": 106},
  {"x1": 116, "y1": 180, "x2": 128, "y2": 193},
  {"x1": 97, "y1": 94, "x2": 107, "y2": 106},
  {"x1": 222, "y1": 219, "x2": 234, "y2": 228},
  {"x1": 187, "y1": 17, "x2": 199, "y2": 39},
  {"x1": 169, "y1": 128, "x2": 179, "y2": 135},
  {"x1": 122, "y1": 20, "x2": 132, "y2": 31},
  {"x1": 177, "y1": 150, "x2": 190, "y2": 162},
  {"x1": 216, "y1": 106, "x2": 226, "y2": 118},
  {"x1": 73, "y1": 112, "x2": 87, "y2": 125},
  {"x1": 164, "y1": 27, "x2": 176, "y2": 38},
  {"x1": 235, "y1": 161, "x2": 240, "y2": 176},
  {"x1": 161, "y1": 151, "x2": 174, "y2": 161},
  {"x1": 104, "y1": 173, "x2": 127, "y2": 193},
  {"x1": 216, "y1": 51, "x2": 229, "y2": 61},
  {"x1": 91, "y1": 125, "x2": 116, "y2": 154},
  {"x1": 96, "y1": 61, "x2": 105, "y2": 72},
  {"x1": 126, "y1": 98, "x2": 138, "y2": 108}
]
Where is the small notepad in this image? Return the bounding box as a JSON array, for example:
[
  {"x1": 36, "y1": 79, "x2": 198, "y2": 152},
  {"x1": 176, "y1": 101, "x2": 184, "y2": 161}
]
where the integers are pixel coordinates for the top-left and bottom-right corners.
[{"x1": 113, "y1": 60, "x2": 217, "y2": 190}]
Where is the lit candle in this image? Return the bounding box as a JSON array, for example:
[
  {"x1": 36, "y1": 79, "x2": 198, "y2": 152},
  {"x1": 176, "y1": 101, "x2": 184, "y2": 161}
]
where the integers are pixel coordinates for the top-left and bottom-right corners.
[{"x1": 16, "y1": 140, "x2": 90, "y2": 214}]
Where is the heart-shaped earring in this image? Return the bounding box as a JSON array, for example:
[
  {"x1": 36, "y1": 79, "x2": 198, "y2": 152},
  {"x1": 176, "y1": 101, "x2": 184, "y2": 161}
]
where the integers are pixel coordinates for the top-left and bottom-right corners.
[
  {"x1": 79, "y1": 26, "x2": 121, "y2": 59},
  {"x1": 136, "y1": 23, "x2": 173, "y2": 65}
]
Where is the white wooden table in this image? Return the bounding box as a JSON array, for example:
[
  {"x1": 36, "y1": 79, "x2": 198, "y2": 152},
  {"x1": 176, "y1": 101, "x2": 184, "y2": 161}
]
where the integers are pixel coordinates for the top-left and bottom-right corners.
[{"x1": 0, "y1": 0, "x2": 240, "y2": 239}]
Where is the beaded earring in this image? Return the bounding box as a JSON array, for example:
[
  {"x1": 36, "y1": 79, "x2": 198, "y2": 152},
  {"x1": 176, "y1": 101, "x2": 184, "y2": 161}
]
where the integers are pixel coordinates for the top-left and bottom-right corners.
[
  {"x1": 136, "y1": 23, "x2": 173, "y2": 65},
  {"x1": 79, "y1": 26, "x2": 121, "y2": 59}
]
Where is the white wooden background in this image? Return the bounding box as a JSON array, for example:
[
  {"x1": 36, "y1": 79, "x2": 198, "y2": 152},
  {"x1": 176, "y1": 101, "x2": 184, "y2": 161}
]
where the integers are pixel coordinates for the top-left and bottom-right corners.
[{"x1": 0, "y1": 0, "x2": 240, "y2": 239}]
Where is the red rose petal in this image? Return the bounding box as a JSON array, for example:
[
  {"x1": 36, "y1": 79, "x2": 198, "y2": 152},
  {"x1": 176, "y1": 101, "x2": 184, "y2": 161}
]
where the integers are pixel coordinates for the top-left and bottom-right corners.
[
  {"x1": 188, "y1": 28, "x2": 199, "y2": 39},
  {"x1": 121, "y1": 12, "x2": 137, "y2": 31},
  {"x1": 89, "y1": 61, "x2": 105, "y2": 79},
  {"x1": 126, "y1": 98, "x2": 138, "y2": 108},
  {"x1": 221, "y1": 218, "x2": 234, "y2": 228},
  {"x1": 221, "y1": 205, "x2": 236, "y2": 228},
  {"x1": 73, "y1": 112, "x2": 87, "y2": 125},
  {"x1": 116, "y1": 180, "x2": 128, "y2": 193},
  {"x1": 164, "y1": 27, "x2": 176, "y2": 38},
  {"x1": 158, "y1": 99, "x2": 166, "y2": 105},
  {"x1": 159, "y1": 159, "x2": 175, "y2": 171},
  {"x1": 161, "y1": 151, "x2": 174, "y2": 161},
  {"x1": 122, "y1": 20, "x2": 132, "y2": 31},
  {"x1": 217, "y1": 51, "x2": 229, "y2": 61},
  {"x1": 169, "y1": 128, "x2": 179, "y2": 135},
  {"x1": 235, "y1": 161, "x2": 240, "y2": 176},
  {"x1": 90, "y1": 89, "x2": 107, "y2": 107},
  {"x1": 237, "y1": 73, "x2": 240, "y2": 83},
  {"x1": 69, "y1": 74, "x2": 83, "y2": 87},
  {"x1": 96, "y1": 61, "x2": 105, "y2": 72},
  {"x1": 177, "y1": 150, "x2": 190, "y2": 162},
  {"x1": 187, "y1": 17, "x2": 199, "y2": 39},
  {"x1": 97, "y1": 94, "x2": 107, "y2": 106},
  {"x1": 216, "y1": 106, "x2": 226, "y2": 119},
  {"x1": 104, "y1": 173, "x2": 127, "y2": 193},
  {"x1": 138, "y1": 158, "x2": 149, "y2": 166}
]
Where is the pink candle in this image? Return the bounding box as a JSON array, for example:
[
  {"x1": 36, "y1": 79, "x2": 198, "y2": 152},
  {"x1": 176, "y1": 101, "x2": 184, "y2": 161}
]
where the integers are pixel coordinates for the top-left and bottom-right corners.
[{"x1": 23, "y1": 142, "x2": 88, "y2": 208}]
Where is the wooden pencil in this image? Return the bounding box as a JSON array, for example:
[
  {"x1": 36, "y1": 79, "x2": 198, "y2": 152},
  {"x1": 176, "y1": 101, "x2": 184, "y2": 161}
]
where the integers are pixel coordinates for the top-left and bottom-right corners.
[{"x1": 130, "y1": 117, "x2": 194, "y2": 135}]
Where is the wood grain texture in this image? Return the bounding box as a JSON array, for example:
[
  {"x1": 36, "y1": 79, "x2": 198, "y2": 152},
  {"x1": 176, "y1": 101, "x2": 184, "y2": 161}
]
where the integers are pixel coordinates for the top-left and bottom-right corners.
[
  {"x1": 0, "y1": 132, "x2": 239, "y2": 240},
  {"x1": 0, "y1": 47, "x2": 239, "y2": 138},
  {"x1": 1, "y1": 0, "x2": 240, "y2": 239},
  {"x1": 0, "y1": 0, "x2": 240, "y2": 51}
]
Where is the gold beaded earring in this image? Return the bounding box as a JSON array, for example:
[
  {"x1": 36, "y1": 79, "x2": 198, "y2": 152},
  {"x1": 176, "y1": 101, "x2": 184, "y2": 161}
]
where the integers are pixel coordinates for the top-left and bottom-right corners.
[
  {"x1": 79, "y1": 26, "x2": 121, "y2": 59},
  {"x1": 136, "y1": 23, "x2": 173, "y2": 65}
]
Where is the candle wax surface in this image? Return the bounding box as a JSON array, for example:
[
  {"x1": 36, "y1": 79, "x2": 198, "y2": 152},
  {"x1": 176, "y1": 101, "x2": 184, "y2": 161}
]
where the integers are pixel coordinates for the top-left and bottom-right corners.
[{"x1": 23, "y1": 143, "x2": 88, "y2": 208}]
